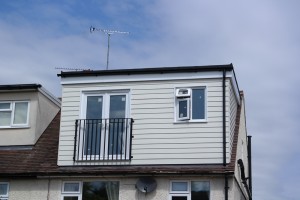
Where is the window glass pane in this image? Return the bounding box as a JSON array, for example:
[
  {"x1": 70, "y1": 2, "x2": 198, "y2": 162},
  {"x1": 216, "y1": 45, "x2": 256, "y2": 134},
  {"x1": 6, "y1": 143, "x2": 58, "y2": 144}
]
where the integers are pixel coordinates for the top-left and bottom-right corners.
[
  {"x1": 63, "y1": 197, "x2": 78, "y2": 200},
  {"x1": 0, "y1": 103, "x2": 10, "y2": 109},
  {"x1": 64, "y1": 183, "x2": 80, "y2": 192},
  {"x1": 178, "y1": 100, "x2": 188, "y2": 119},
  {"x1": 172, "y1": 182, "x2": 188, "y2": 191},
  {"x1": 86, "y1": 96, "x2": 103, "y2": 119},
  {"x1": 0, "y1": 183, "x2": 8, "y2": 195},
  {"x1": 172, "y1": 196, "x2": 187, "y2": 200},
  {"x1": 13, "y1": 102, "x2": 28, "y2": 124},
  {"x1": 192, "y1": 89, "x2": 205, "y2": 119},
  {"x1": 83, "y1": 181, "x2": 119, "y2": 200},
  {"x1": 0, "y1": 112, "x2": 11, "y2": 126},
  {"x1": 191, "y1": 181, "x2": 210, "y2": 200}
]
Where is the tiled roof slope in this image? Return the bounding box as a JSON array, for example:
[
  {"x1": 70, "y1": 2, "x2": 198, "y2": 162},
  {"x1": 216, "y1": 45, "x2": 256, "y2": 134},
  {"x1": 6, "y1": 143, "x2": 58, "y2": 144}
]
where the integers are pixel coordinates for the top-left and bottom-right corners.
[
  {"x1": 0, "y1": 96, "x2": 242, "y2": 177},
  {"x1": 0, "y1": 112, "x2": 60, "y2": 177}
]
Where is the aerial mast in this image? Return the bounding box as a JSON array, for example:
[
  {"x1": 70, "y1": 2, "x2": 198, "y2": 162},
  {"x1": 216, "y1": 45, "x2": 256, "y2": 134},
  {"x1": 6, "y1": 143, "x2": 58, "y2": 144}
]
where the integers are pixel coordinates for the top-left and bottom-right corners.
[{"x1": 90, "y1": 26, "x2": 129, "y2": 70}]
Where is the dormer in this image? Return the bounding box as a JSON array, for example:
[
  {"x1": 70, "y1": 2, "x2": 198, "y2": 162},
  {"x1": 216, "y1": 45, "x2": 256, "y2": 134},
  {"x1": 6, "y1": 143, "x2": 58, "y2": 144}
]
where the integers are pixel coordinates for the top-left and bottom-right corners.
[{"x1": 0, "y1": 84, "x2": 60, "y2": 146}]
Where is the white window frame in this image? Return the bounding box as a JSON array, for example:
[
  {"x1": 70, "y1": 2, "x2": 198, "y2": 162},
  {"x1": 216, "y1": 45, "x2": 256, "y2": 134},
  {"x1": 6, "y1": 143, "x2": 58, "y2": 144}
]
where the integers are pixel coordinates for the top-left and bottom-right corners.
[
  {"x1": 169, "y1": 180, "x2": 210, "y2": 200},
  {"x1": 78, "y1": 90, "x2": 131, "y2": 160},
  {"x1": 170, "y1": 181, "x2": 190, "y2": 200},
  {"x1": 0, "y1": 101, "x2": 30, "y2": 128},
  {"x1": 61, "y1": 181, "x2": 81, "y2": 200},
  {"x1": 0, "y1": 182, "x2": 9, "y2": 200},
  {"x1": 174, "y1": 87, "x2": 206, "y2": 123},
  {"x1": 61, "y1": 181, "x2": 120, "y2": 200},
  {"x1": 177, "y1": 98, "x2": 190, "y2": 121}
]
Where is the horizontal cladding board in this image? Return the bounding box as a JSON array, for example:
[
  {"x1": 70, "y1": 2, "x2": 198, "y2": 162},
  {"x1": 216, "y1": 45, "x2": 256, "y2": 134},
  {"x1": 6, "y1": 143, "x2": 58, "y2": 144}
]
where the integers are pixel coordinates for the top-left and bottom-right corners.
[
  {"x1": 133, "y1": 132, "x2": 223, "y2": 139},
  {"x1": 129, "y1": 158, "x2": 224, "y2": 165},
  {"x1": 132, "y1": 128, "x2": 228, "y2": 135},
  {"x1": 132, "y1": 137, "x2": 224, "y2": 144},
  {"x1": 61, "y1": 106, "x2": 80, "y2": 111},
  {"x1": 131, "y1": 91, "x2": 224, "y2": 101},
  {"x1": 132, "y1": 152, "x2": 223, "y2": 159},
  {"x1": 133, "y1": 147, "x2": 223, "y2": 154},
  {"x1": 62, "y1": 78, "x2": 227, "y2": 91},
  {"x1": 132, "y1": 112, "x2": 229, "y2": 120},
  {"x1": 133, "y1": 124, "x2": 226, "y2": 131}
]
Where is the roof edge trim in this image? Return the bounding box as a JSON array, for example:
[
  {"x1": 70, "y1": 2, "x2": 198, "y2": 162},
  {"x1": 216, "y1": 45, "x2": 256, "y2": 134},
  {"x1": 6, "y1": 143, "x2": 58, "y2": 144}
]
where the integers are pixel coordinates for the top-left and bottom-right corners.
[{"x1": 58, "y1": 64, "x2": 233, "y2": 78}]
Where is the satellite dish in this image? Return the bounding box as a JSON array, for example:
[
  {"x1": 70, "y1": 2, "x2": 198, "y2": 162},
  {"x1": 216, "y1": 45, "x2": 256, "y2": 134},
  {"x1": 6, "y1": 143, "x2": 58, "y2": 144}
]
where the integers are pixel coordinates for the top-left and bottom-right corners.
[{"x1": 136, "y1": 177, "x2": 157, "y2": 193}]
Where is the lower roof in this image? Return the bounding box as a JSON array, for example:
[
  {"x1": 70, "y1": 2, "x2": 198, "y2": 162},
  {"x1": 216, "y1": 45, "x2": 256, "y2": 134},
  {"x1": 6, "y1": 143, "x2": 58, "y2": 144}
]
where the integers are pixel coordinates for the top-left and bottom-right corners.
[{"x1": 0, "y1": 96, "x2": 241, "y2": 178}]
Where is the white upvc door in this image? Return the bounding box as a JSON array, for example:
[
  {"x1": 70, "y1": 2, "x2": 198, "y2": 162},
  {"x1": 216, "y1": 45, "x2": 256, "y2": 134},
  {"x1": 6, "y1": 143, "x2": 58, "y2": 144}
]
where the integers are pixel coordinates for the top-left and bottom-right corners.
[{"x1": 80, "y1": 91, "x2": 129, "y2": 160}]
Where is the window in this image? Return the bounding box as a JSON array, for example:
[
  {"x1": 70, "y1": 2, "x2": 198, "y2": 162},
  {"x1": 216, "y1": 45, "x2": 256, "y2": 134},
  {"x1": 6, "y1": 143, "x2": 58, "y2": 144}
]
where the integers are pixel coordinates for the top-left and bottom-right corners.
[
  {"x1": 170, "y1": 181, "x2": 210, "y2": 200},
  {"x1": 175, "y1": 88, "x2": 206, "y2": 121},
  {"x1": 0, "y1": 182, "x2": 9, "y2": 200},
  {"x1": 76, "y1": 91, "x2": 132, "y2": 161},
  {"x1": 0, "y1": 101, "x2": 29, "y2": 127},
  {"x1": 62, "y1": 181, "x2": 119, "y2": 200},
  {"x1": 62, "y1": 182, "x2": 81, "y2": 200}
]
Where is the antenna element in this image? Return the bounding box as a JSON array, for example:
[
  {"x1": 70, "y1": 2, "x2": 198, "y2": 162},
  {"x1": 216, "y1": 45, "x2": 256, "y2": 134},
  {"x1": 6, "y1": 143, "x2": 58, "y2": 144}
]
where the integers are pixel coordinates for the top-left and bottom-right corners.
[{"x1": 90, "y1": 26, "x2": 129, "y2": 70}]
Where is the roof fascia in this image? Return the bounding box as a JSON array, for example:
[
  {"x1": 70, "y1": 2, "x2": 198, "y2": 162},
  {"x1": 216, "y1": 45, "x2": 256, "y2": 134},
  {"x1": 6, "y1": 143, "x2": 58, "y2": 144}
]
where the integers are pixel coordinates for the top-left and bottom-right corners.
[
  {"x1": 0, "y1": 84, "x2": 42, "y2": 91},
  {"x1": 38, "y1": 87, "x2": 61, "y2": 107},
  {"x1": 58, "y1": 64, "x2": 233, "y2": 78}
]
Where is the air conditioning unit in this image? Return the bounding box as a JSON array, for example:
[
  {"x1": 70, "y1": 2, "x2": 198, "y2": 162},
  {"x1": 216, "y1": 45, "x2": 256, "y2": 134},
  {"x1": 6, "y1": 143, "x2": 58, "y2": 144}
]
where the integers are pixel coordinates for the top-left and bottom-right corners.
[{"x1": 175, "y1": 88, "x2": 191, "y2": 98}]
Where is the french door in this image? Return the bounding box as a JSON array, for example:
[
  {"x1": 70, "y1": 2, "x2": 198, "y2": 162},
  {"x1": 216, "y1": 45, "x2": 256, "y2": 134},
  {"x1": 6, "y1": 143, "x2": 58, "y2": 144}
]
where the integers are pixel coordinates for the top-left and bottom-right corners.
[{"x1": 80, "y1": 91, "x2": 129, "y2": 160}]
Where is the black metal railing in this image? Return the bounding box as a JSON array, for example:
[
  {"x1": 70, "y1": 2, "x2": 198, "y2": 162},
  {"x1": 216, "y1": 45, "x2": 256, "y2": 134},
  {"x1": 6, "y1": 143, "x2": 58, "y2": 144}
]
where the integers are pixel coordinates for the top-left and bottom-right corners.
[{"x1": 74, "y1": 118, "x2": 133, "y2": 162}]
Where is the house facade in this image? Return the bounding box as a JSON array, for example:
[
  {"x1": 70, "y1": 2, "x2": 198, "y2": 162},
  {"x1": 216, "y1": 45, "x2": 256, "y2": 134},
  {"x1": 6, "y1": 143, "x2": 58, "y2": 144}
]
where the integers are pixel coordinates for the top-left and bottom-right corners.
[{"x1": 0, "y1": 64, "x2": 252, "y2": 200}]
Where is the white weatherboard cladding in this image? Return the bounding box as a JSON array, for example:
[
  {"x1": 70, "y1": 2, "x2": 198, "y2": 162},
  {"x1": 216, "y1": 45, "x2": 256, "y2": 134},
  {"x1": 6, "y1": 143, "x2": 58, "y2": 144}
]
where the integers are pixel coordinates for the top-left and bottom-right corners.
[{"x1": 58, "y1": 78, "x2": 234, "y2": 166}]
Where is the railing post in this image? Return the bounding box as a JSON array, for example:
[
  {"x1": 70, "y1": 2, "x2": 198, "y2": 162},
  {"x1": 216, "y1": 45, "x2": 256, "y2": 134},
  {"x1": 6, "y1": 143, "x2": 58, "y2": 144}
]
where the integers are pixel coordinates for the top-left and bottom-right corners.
[
  {"x1": 73, "y1": 120, "x2": 78, "y2": 162},
  {"x1": 129, "y1": 118, "x2": 134, "y2": 160}
]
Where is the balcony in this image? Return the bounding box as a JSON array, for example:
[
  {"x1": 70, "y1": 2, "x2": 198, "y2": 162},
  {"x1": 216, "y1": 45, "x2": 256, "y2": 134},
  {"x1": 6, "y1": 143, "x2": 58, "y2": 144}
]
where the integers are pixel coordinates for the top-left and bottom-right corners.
[{"x1": 74, "y1": 118, "x2": 133, "y2": 162}]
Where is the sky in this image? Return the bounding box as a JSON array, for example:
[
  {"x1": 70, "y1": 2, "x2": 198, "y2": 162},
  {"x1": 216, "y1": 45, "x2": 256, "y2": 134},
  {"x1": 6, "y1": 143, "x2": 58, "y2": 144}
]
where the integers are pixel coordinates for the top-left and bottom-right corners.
[{"x1": 0, "y1": 0, "x2": 299, "y2": 199}]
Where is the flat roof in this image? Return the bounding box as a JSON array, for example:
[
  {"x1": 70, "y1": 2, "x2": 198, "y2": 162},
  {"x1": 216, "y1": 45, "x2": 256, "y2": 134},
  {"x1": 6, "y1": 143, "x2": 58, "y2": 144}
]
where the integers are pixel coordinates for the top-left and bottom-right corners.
[
  {"x1": 0, "y1": 84, "x2": 42, "y2": 91},
  {"x1": 58, "y1": 64, "x2": 234, "y2": 78}
]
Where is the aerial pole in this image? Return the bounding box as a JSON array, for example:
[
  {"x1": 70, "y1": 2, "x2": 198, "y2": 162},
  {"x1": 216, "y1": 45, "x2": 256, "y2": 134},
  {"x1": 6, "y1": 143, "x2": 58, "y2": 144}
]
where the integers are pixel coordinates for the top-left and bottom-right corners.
[{"x1": 90, "y1": 26, "x2": 129, "y2": 70}]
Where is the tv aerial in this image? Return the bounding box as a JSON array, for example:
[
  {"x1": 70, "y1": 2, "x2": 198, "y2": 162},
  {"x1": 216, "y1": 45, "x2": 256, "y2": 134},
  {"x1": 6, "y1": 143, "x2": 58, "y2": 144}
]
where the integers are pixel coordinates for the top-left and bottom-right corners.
[
  {"x1": 136, "y1": 177, "x2": 157, "y2": 193},
  {"x1": 90, "y1": 26, "x2": 129, "y2": 70}
]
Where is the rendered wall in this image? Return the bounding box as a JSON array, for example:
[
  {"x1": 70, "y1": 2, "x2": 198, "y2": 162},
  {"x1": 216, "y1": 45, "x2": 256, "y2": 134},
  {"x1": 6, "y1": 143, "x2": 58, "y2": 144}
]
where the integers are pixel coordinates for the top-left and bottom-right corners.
[
  {"x1": 4, "y1": 175, "x2": 249, "y2": 200},
  {"x1": 4, "y1": 176, "x2": 232, "y2": 200},
  {"x1": 234, "y1": 96, "x2": 250, "y2": 199},
  {"x1": 0, "y1": 90, "x2": 60, "y2": 146},
  {"x1": 0, "y1": 91, "x2": 38, "y2": 146}
]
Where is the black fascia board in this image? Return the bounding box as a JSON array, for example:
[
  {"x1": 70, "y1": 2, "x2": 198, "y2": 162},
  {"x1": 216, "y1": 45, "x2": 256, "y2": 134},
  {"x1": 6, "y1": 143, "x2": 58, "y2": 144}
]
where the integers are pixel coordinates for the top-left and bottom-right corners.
[
  {"x1": 57, "y1": 64, "x2": 234, "y2": 78},
  {"x1": 0, "y1": 84, "x2": 42, "y2": 91}
]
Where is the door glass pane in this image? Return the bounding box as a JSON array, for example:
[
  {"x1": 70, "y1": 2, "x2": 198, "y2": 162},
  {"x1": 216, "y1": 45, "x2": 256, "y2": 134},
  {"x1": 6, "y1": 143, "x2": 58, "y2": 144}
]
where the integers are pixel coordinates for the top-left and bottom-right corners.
[
  {"x1": 109, "y1": 95, "x2": 126, "y2": 119},
  {"x1": 85, "y1": 96, "x2": 103, "y2": 156},
  {"x1": 0, "y1": 183, "x2": 8, "y2": 195},
  {"x1": 172, "y1": 196, "x2": 187, "y2": 200},
  {"x1": 191, "y1": 181, "x2": 210, "y2": 200},
  {"x1": 0, "y1": 112, "x2": 11, "y2": 126},
  {"x1": 82, "y1": 181, "x2": 119, "y2": 200},
  {"x1": 178, "y1": 100, "x2": 188, "y2": 119},
  {"x1": 86, "y1": 96, "x2": 103, "y2": 119},
  {"x1": 108, "y1": 95, "x2": 126, "y2": 155},
  {"x1": 192, "y1": 89, "x2": 205, "y2": 119},
  {"x1": 172, "y1": 182, "x2": 188, "y2": 191},
  {"x1": 13, "y1": 102, "x2": 28, "y2": 124}
]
